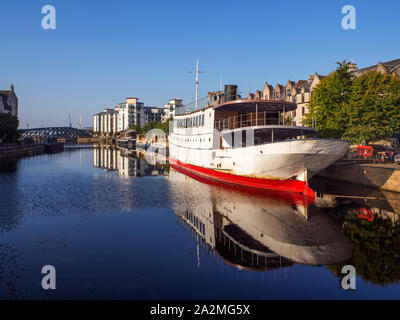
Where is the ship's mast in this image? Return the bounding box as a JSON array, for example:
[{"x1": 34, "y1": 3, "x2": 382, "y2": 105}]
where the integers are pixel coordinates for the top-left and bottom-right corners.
[
  {"x1": 189, "y1": 60, "x2": 205, "y2": 112},
  {"x1": 195, "y1": 59, "x2": 199, "y2": 111}
]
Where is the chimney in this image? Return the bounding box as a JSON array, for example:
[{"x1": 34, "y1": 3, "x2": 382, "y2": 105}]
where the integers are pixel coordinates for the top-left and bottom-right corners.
[
  {"x1": 307, "y1": 75, "x2": 313, "y2": 82},
  {"x1": 10, "y1": 84, "x2": 14, "y2": 92},
  {"x1": 348, "y1": 62, "x2": 358, "y2": 72}
]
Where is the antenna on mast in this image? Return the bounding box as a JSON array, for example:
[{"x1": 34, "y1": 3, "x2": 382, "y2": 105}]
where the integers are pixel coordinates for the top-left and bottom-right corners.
[{"x1": 188, "y1": 60, "x2": 206, "y2": 112}]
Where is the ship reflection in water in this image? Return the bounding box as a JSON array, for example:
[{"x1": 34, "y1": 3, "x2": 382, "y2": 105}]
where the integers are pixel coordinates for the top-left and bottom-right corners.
[
  {"x1": 169, "y1": 167, "x2": 352, "y2": 271},
  {"x1": 91, "y1": 146, "x2": 400, "y2": 288}
]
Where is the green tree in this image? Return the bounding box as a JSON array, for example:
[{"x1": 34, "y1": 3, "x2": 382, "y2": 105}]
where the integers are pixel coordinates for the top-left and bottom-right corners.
[
  {"x1": 128, "y1": 119, "x2": 172, "y2": 134},
  {"x1": 345, "y1": 71, "x2": 400, "y2": 144},
  {"x1": 154, "y1": 119, "x2": 171, "y2": 133},
  {"x1": 307, "y1": 60, "x2": 400, "y2": 144},
  {"x1": 306, "y1": 60, "x2": 352, "y2": 139},
  {"x1": 128, "y1": 123, "x2": 142, "y2": 133},
  {"x1": 0, "y1": 113, "x2": 19, "y2": 143}
]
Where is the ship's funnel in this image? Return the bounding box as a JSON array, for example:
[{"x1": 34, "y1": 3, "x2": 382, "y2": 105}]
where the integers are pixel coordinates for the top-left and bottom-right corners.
[{"x1": 224, "y1": 85, "x2": 237, "y2": 102}]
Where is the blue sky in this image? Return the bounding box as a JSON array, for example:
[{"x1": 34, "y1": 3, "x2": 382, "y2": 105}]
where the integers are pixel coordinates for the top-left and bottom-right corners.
[{"x1": 1, "y1": 0, "x2": 399, "y2": 128}]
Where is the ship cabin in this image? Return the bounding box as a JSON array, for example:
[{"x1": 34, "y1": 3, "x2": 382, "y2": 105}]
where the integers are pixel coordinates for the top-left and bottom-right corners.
[
  {"x1": 172, "y1": 84, "x2": 318, "y2": 150},
  {"x1": 212, "y1": 99, "x2": 317, "y2": 147}
]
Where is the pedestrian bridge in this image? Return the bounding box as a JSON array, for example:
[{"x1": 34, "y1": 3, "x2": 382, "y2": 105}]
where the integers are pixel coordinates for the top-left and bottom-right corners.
[{"x1": 19, "y1": 127, "x2": 91, "y2": 140}]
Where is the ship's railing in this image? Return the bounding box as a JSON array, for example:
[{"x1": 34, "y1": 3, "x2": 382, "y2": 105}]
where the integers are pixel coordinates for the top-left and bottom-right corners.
[
  {"x1": 175, "y1": 96, "x2": 210, "y2": 115},
  {"x1": 214, "y1": 112, "x2": 294, "y2": 131}
]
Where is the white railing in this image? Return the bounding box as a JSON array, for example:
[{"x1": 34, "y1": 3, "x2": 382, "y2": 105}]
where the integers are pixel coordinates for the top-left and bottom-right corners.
[
  {"x1": 175, "y1": 96, "x2": 210, "y2": 115},
  {"x1": 214, "y1": 112, "x2": 291, "y2": 131}
]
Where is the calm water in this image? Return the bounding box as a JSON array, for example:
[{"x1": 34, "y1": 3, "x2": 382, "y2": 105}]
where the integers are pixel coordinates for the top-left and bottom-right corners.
[{"x1": 0, "y1": 146, "x2": 400, "y2": 299}]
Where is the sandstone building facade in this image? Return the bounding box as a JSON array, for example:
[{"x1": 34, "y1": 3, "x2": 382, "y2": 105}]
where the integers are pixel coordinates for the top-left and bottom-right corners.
[
  {"x1": 0, "y1": 84, "x2": 18, "y2": 118},
  {"x1": 248, "y1": 58, "x2": 399, "y2": 126}
]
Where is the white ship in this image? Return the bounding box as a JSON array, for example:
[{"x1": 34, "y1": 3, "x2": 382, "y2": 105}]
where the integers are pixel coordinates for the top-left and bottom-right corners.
[{"x1": 169, "y1": 62, "x2": 350, "y2": 194}]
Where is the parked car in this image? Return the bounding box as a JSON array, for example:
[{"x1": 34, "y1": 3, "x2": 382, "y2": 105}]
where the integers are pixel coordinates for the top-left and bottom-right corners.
[{"x1": 395, "y1": 153, "x2": 400, "y2": 165}]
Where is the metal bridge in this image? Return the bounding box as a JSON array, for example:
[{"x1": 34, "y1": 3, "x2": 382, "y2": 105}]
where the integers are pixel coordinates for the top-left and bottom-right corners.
[{"x1": 19, "y1": 127, "x2": 91, "y2": 140}]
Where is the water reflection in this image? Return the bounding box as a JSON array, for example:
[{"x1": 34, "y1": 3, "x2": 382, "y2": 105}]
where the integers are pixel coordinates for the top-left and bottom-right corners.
[
  {"x1": 311, "y1": 177, "x2": 400, "y2": 223},
  {"x1": 1, "y1": 147, "x2": 400, "y2": 297},
  {"x1": 93, "y1": 146, "x2": 168, "y2": 177},
  {"x1": 0, "y1": 158, "x2": 18, "y2": 173},
  {"x1": 168, "y1": 167, "x2": 353, "y2": 271},
  {"x1": 310, "y1": 177, "x2": 400, "y2": 286}
]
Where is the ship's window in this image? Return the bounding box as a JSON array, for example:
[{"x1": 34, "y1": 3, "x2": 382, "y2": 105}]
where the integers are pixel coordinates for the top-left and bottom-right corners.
[{"x1": 254, "y1": 129, "x2": 272, "y2": 145}]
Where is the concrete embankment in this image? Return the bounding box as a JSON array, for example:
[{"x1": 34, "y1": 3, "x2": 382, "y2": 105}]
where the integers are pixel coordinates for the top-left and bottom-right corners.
[
  {"x1": 316, "y1": 161, "x2": 400, "y2": 193},
  {"x1": 0, "y1": 143, "x2": 64, "y2": 160}
]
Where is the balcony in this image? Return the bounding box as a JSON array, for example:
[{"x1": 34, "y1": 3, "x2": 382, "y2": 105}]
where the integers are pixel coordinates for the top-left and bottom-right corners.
[{"x1": 214, "y1": 112, "x2": 292, "y2": 131}]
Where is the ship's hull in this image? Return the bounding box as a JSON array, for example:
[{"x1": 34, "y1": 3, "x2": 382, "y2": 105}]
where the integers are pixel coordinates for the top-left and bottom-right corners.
[
  {"x1": 169, "y1": 138, "x2": 350, "y2": 186},
  {"x1": 229, "y1": 139, "x2": 351, "y2": 179},
  {"x1": 169, "y1": 157, "x2": 315, "y2": 195}
]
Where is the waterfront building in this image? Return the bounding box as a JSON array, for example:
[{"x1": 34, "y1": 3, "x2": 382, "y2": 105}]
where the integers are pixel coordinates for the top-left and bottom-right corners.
[
  {"x1": 93, "y1": 96, "x2": 184, "y2": 135},
  {"x1": 0, "y1": 84, "x2": 18, "y2": 118},
  {"x1": 93, "y1": 108, "x2": 117, "y2": 136},
  {"x1": 116, "y1": 97, "x2": 145, "y2": 131},
  {"x1": 93, "y1": 97, "x2": 144, "y2": 136},
  {"x1": 161, "y1": 99, "x2": 183, "y2": 122},
  {"x1": 253, "y1": 74, "x2": 326, "y2": 126},
  {"x1": 279, "y1": 58, "x2": 399, "y2": 126},
  {"x1": 144, "y1": 107, "x2": 164, "y2": 124}
]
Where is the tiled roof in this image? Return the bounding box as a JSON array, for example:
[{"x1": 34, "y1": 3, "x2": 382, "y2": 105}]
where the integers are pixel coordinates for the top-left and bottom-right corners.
[
  {"x1": 295, "y1": 80, "x2": 307, "y2": 88},
  {"x1": 0, "y1": 90, "x2": 12, "y2": 96},
  {"x1": 352, "y1": 58, "x2": 400, "y2": 74}
]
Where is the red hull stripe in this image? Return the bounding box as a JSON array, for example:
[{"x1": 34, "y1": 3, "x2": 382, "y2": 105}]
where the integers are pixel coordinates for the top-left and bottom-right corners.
[{"x1": 169, "y1": 158, "x2": 315, "y2": 197}]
